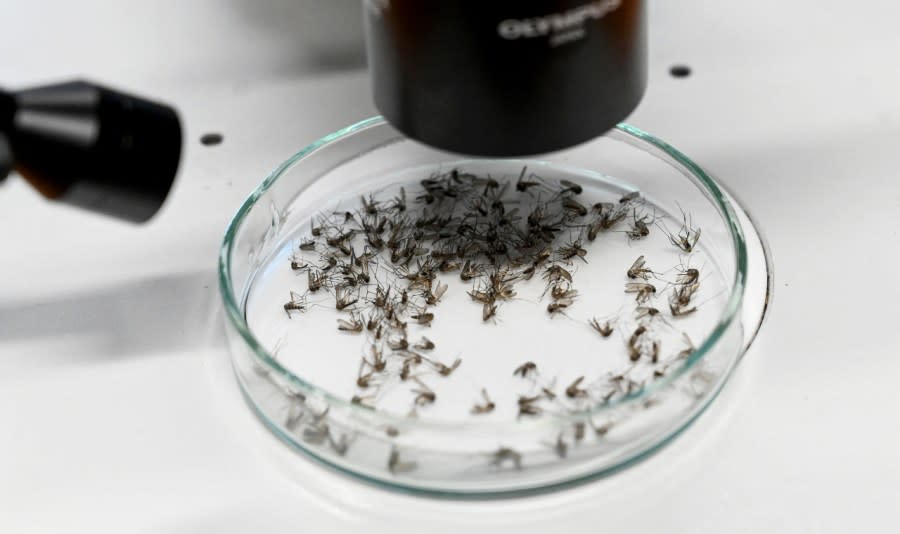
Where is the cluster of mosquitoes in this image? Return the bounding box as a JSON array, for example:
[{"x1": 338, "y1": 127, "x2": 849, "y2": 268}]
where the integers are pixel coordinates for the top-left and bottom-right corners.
[{"x1": 269, "y1": 166, "x2": 709, "y2": 475}]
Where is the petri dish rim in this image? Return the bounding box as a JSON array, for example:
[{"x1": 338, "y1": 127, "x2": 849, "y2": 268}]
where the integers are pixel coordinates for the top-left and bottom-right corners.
[{"x1": 218, "y1": 117, "x2": 748, "y2": 435}]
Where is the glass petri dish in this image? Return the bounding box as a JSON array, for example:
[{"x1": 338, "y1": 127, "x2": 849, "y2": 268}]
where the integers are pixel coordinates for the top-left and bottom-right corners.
[{"x1": 219, "y1": 117, "x2": 770, "y2": 497}]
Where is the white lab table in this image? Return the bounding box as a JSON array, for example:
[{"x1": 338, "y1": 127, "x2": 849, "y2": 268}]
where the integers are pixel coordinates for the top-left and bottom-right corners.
[{"x1": 1, "y1": 1, "x2": 898, "y2": 532}]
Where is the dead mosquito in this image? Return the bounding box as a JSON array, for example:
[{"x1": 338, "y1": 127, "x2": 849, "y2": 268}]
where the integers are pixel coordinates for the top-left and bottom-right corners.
[
  {"x1": 670, "y1": 301, "x2": 698, "y2": 317},
  {"x1": 628, "y1": 325, "x2": 648, "y2": 362},
  {"x1": 302, "y1": 423, "x2": 331, "y2": 445},
  {"x1": 387, "y1": 334, "x2": 409, "y2": 351},
  {"x1": 356, "y1": 369, "x2": 376, "y2": 389},
  {"x1": 559, "y1": 179, "x2": 583, "y2": 195},
  {"x1": 573, "y1": 421, "x2": 586, "y2": 442},
  {"x1": 557, "y1": 239, "x2": 587, "y2": 262},
  {"x1": 552, "y1": 433, "x2": 568, "y2": 459},
  {"x1": 433, "y1": 358, "x2": 461, "y2": 377},
  {"x1": 664, "y1": 210, "x2": 702, "y2": 253},
  {"x1": 335, "y1": 288, "x2": 359, "y2": 311},
  {"x1": 635, "y1": 306, "x2": 662, "y2": 321},
  {"x1": 471, "y1": 388, "x2": 496, "y2": 414},
  {"x1": 412, "y1": 387, "x2": 436, "y2": 406},
  {"x1": 625, "y1": 282, "x2": 656, "y2": 303},
  {"x1": 591, "y1": 420, "x2": 613, "y2": 437},
  {"x1": 676, "y1": 267, "x2": 700, "y2": 286},
  {"x1": 424, "y1": 281, "x2": 447, "y2": 305},
  {"x1": 565, "y1": 376, "x2": 589, "y2": 399},
  {"x1": 517, "y1": 394, "x2": 542, "y2": 417},
  {"x1": 283, "y1": 291, "x2": 308, "y2": 318},
  {"x1": 490, "y1": 447, "x2": 522, "y2": 470},
  {"x1": 482, "y1": 302, "x2": 498, "y2": 322},
  {"x1": 411, "y1": 312, "x2": 434, "y2": 326},
  {"x1": 627, "y1": 255, "x2": 653, "y2": 280},
  {"x1": 413, "y1": 336, "x2": 435, "y2": 351},
  {"x1": 367, "y1": 345, "x2": 387, "y2": 372},
  {"x1": 677, "y1": 333, "x2": 696, "y2": 360},
  {"x1": 307, "y1": 269, "x2": 326, "y2": 292},
  {"x1": 589, "y1": 317, "x2": 614, "y2": 337},
  {"x1": 299, "y1": 239, "x2": 316, "y2": 251},
  {"x1": 562, "y1": 197, "x2": 588, "y2": 217},
  {"x1": 388, "y1": 446, "x2": 417, "y2": 474},
  {"x1": 550, "y1": 285, "x2": 578, "y2": 301},
  {"x1": 390, "y1": 187, "x2": 407, "y2": 212},
  {"x1": 399, "y1": 358, "x2": 417, "y2": 381},
  {"x1": 350, "y1": 394, "x2": 376, "y2": 408},
  {"x1": 459, "y1": 260, "x2": 481, "y2": 282},
  {"x1": 627, "y1": 211, "x2": 652, "y2": 240},
  {"x1": 515, "y1": 166, "x2": 540, "y2": 192},
  {"x1": 544, "y1": 264, "x2": 573, "y2": 284},
  {"x1": 670, "y1": 281, "x2": 700, "y2": 316},
  {"x1": 547, "y1": 297, "x2": 574, "y2": 316},
  {"x1": 361, "y1": 194, "x2": 380, "y2": 215},
  {"x1": 337, "y1": 314, "x2": 364, "y2": 333},
  {"x1": 513, "y1": 361, "x2": 538, "y2": 378}
]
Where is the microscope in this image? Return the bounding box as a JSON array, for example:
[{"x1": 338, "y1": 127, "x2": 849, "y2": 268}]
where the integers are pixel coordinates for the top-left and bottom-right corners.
[{"x1": 0, "y1": 0, "x2": 645, "y2": 221}]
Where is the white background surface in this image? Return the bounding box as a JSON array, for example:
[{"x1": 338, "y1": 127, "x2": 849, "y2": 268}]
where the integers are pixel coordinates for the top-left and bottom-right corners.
[{"x1": 1, "y1": 1, "x2": 899, "y2": 532}]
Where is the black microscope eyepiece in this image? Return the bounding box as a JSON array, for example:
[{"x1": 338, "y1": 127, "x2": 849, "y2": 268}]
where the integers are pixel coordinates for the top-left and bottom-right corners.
[{"x1": 0, "y1": 80, "x2": 182, "y2": 222}]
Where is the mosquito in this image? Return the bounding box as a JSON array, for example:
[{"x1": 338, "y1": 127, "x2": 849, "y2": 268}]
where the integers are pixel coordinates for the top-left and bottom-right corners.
[
  {"x1": 557, "y1": 239, "x2": 587, "y2": 262},
  {"x1": 308, "y1": 269, "x2": 326, "y2": 292},
  {"x1": 412, "y1": 384, "x2": 436, "y2": 406},
  {"x1": 552, "y1": 433, "x2": 568, "y2": 459},
  {"x1": 388, "y1": 447, "x2": 417, "y2": 474},
  {"x1": 517, "y1": 394, "x2": 543, "y2": 418},
  {"x1": 565, "y1": 376, "x2": 589, "y2": 399},
  {"x1": 548, "y1": 297, "x2": 575, "y2": 316},
  {"x1": 664, "y1": 209, "x2": 701, "y2": 253},
  {"x1": 573, "y1": 421, "x2": 586, "y2": 442},
  {"x1": 460, "y1": 260, "x2": 481, "y2": 281},
  {"x1": 544, "y1": 264, "x2": 573, "y2": 284},
  {"x1": 677, "y1": 333, "x2": 695, "y2": 360},
  {"x1": 471, "y1": 388, "x2": 496, "y2": 414},
  {"x1": 559, "y1": 179, "x2": 583, "y2": 195},
  {"x1": 413, "y1": 336, "x2": 435, "y2": 351},
  {"x1": 490, "y1": 447, "x2": 522, "y2": 470},
  {"x1": 589, "y1": 317, "x2": 614, "y2": 337},
  {"x1": 627, "y1": 212, "x2": 651, "y2": 240},
  {"x1": 514, "y1": 361, "x2": 538, "y2": 378},
  {"x1": 361, "y1": 194, "x2": 380, "y2": 215},
  {"x1": 625, "y1": 282, "x2": 656, "y2": 303},
  {"x1": 635, "y1": 306, "x2": 662, "y2": 321},
  {"x1": 676, "y1": 267, "x2": 700, "y2": 286},
  {"x1": 335, "y1": 288, "x2": 359, "y2": 311},
  {"x1": 628, "y1": 325, "x2": 648, "y2": 362},
  {"x1": 337, "y1": 314, "x2": 363, "y2": 333},
  {"x1": 283, "y1": 291, "x2": 308, "y2": 318},
  {"x1": 433, "y1": 358, "x2": 461, "y2": 377},
  {"x1": 482, "y1": 302, "x2": 498, "y2": 322},
  {"x1": 411, "y1": 312, "x2": 434, "y2": 326},
  {"x1": 515, "y1": 166, "x2": 540, "y2": 192},
  {"x1": 562, "y1": 197, "x2": 588, "y2": 217},
  {"x1": 627, "y1": 255, "x2": 653, "y2": 280}
]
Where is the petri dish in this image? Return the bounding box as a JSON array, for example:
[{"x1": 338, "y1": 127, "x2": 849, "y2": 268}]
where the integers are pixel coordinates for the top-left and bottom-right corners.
[{"x1": 218, "y1": 117, "x2": 771, "y2": 497}]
